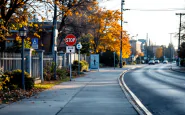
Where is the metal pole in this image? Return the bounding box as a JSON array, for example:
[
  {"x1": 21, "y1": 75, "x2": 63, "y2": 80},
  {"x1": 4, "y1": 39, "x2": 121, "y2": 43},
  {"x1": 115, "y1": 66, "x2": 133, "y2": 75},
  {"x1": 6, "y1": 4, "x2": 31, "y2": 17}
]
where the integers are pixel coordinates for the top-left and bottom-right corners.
[
  {"x1": 54, "y1": 51, "x2": 57, "y2": 80},
  {"x1": 169, "y1": 33, "x2": 172, "y2": 62},
  {"x1": 146, "y1": 33, "x2": 148, "y2": 63},
  {"x1": 70, "y1": 53, "x2": 72, "y2": 81},
  {"x1": 178, "y1": 14, "x2": 181, "y2": 66},
  {"x1": 120, "y1": 0, "x2": 124, "y2": 68},
  {"x1": 78, "y1": 49, "x2": 80, "y2": 75},
  {"x1": 21, "y1": 37, "x2": 25, "y2": 90},
  {"x1": 114, "y1": 52, "x2": 115, "y2": 69},
  {"x1": 52, "y1": 1, "x2": 57, "y2": 55}
]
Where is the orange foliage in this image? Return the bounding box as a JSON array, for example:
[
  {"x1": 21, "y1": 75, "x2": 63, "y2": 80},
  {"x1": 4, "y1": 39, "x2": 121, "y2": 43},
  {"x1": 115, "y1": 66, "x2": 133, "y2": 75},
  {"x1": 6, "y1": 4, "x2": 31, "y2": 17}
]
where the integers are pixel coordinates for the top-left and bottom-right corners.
[{"x1": 88, "y1": 8, "x2": 131, "y2": 58}]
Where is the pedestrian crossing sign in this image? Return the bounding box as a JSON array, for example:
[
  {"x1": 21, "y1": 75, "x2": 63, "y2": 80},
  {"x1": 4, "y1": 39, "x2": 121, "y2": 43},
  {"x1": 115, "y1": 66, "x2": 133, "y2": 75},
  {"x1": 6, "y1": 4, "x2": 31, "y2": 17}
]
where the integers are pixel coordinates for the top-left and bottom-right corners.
[{"x1": 32, "y1": 38, "x2": 38, "y2": 49}]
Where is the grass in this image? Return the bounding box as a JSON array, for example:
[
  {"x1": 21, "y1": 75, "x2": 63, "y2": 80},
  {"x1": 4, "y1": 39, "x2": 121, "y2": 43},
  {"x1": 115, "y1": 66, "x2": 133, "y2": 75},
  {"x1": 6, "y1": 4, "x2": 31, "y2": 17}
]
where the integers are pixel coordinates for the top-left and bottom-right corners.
[{"x1": 34, "y1": 77, "x2": 70, "y2": 89}]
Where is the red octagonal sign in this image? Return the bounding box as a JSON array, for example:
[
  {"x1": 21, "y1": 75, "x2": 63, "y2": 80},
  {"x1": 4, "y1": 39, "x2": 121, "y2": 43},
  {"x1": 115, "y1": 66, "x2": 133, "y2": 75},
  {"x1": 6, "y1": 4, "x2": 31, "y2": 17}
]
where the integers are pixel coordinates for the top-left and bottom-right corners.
[{"x1": 65, "y1": 34, "x2": 77, "y2": 46}]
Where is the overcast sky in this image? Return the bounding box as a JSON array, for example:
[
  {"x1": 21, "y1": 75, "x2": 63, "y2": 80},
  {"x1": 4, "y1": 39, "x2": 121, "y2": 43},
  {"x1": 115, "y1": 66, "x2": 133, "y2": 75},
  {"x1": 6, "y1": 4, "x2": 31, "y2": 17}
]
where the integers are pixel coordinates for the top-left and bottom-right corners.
[{"x1": 99, "y1": 0, "x2": 185, "y2": 49}]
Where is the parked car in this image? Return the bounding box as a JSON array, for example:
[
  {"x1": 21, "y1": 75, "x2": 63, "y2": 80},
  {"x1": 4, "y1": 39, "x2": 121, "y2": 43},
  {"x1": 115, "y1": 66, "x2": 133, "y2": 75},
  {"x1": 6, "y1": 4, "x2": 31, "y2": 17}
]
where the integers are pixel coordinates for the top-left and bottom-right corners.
[
  {"x1": 141, "y1": 60, "x2": 145, "y2": 64},
  {"x1": 163, "y1": 60, "x2": 168, "y2": 64},
  {"x1": 148, "y1": 60, "x2": 155, "y2": 65},
  {"x1": 172, "y1": 61, "x2": 176, "y2": 63},
  {"x1": 155, "y1": 60, "x2": 160, "y2": 64}
]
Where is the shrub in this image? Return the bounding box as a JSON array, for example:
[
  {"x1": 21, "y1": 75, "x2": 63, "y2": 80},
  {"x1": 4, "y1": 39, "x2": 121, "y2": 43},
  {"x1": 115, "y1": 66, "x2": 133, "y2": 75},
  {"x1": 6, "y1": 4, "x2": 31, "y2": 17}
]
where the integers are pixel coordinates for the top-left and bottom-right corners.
[
  {"x1": 72, "y1": 60, "x2": 79, "y2": 71},
  {"x1": 80, "y1": 60, "x2": 89, "y2": 71},
  {"x1": 100, "y1": 50, "x2": 119, "y2": 67},
  {"x1": 2, "y1": 69, "x2": 34, "y2": 90},
  {"x1": 72, "y1": 60, "x2": 89, "y2": 72},
  {"x1": 56, "y1": 67, "x2": 68, "y2": 80},
  {"x1": 43, "y1": 62, "x2": 55, "y2": 81}
]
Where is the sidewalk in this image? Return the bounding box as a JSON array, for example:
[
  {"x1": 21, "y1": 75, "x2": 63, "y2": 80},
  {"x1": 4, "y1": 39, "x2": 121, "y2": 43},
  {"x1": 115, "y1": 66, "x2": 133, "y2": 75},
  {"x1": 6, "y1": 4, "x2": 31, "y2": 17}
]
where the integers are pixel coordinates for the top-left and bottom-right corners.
[
  {"x1": 0, "y1": 68, "x2": 138, "y2": 115},
  {"x1": 171, "y1": 63, "x2": 185, "y2": 73}
]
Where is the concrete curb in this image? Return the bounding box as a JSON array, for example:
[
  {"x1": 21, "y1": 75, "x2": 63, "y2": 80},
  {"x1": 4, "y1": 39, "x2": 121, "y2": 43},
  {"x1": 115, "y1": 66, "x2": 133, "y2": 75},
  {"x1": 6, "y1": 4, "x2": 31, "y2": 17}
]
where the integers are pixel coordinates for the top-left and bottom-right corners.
[
  {"x1": 170, "y1": 65, "x2": 185, "y2": 73},
  {"x1": 0, "y1": 104, "x2": 7, "y2": 109},
  {"x1": 118, "y1": 70, "x2": 152, "y2": 115}
]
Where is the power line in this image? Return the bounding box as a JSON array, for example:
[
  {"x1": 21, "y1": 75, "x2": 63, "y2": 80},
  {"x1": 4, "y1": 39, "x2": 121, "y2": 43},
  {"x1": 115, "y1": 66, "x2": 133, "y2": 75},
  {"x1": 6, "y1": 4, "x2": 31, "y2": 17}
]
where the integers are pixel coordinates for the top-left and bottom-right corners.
[{"x1": 125, "y1": 8, "x2": 185, "y2": 11}]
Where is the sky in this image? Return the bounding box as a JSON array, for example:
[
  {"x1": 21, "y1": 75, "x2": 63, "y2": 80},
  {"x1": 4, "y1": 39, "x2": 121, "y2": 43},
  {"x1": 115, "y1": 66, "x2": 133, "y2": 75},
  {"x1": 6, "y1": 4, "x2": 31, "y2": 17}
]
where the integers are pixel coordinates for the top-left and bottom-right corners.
[{"x1": 99, "y1": 0, "x2": 185, "y2": 49}]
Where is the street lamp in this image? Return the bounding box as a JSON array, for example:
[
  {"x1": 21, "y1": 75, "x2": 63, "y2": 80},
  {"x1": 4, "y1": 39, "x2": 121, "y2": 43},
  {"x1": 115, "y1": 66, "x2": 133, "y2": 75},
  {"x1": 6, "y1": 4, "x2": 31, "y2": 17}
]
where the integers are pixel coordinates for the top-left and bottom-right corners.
[{"x1": 19, "y1": 26, "x2": 27, "y2": 90}]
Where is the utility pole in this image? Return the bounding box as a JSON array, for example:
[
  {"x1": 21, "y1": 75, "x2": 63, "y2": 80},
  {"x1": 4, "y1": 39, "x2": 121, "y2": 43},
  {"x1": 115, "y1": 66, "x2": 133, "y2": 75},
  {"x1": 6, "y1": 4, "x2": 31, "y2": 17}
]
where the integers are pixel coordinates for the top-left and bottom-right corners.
[
  {"x1": 169, "y1": 33, "x2": 174, "y2": 62},
  {"x1": 146, "y1": 33, "x2": 148, "y2": 62},
  {"x1": 119, "y1": 0, "x2": 124, "y2": 68},
  {"x1": 176, "y1": 13, "x2": 185, "y2": 66},
  {"x1": 53, "y1": 1, "x2": 58, "y2": 79}
]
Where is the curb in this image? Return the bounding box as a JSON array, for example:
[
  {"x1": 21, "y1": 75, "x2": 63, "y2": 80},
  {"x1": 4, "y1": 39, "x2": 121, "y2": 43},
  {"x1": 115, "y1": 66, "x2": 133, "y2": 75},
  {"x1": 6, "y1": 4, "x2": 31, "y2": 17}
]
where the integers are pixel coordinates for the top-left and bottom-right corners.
[
  {"x1": 170, "y1": 65, "x2": 185, "y2": 73},
  {"x1": 0, "y1": 104, "x2": 7, "y2": 109},
  {"x1": 118, "y1": 70, "x2": 152, "y2": 115}
]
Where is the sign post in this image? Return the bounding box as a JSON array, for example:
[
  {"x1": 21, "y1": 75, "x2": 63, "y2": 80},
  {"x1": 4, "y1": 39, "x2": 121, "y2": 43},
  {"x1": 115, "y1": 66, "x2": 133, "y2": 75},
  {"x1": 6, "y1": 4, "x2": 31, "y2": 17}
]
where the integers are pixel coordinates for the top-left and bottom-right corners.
[
  {"x1": 113, "y1": 52, "x2": 115, "y2": 70},
  {"x1": 76, "y1": 43, "x2": 82, "y2": 75},
  {"x1": 65, "y1": 34, "x2": 76, "y2": 81}
]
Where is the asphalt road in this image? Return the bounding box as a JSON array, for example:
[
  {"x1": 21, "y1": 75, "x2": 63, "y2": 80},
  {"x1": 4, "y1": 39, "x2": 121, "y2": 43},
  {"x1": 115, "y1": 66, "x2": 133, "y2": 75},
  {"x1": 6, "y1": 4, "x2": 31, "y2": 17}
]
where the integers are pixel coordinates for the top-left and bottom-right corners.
[{"x1": 124, "y1": 64, "x2": 185, "y2": 115}]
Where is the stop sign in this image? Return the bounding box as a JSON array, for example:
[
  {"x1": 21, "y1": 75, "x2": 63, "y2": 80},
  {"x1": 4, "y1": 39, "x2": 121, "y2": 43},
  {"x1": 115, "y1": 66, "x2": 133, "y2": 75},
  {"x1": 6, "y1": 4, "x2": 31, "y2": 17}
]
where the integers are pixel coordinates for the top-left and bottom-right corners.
[{"x1": 65, "y1": 34, "x2": 77, "y2": 46}]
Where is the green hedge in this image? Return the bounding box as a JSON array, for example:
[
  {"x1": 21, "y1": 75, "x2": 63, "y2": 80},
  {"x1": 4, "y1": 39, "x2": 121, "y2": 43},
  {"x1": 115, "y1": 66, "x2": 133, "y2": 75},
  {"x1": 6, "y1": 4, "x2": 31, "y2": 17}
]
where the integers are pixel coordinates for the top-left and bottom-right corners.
[{"x1": 56, "y1": 67, "x2": 68, "y2": 80}]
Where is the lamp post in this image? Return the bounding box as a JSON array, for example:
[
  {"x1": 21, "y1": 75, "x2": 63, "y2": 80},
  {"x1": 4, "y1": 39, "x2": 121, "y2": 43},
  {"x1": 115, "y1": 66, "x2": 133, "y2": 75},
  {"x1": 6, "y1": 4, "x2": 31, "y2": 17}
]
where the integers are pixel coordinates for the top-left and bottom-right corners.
[{"x1": 19, "y1": 27, "x2": 27, "y2": 90}]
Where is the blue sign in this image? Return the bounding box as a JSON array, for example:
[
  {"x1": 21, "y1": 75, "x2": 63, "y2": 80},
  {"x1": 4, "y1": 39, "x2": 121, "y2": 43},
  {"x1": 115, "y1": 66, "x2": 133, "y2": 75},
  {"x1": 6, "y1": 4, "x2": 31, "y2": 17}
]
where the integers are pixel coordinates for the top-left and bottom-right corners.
[
  {"x1": 90, "y1": 54, "x2": 99, "y2": 70},
  {"x1": 32, "y1": 38, "x2": 38, "y2": 49}
]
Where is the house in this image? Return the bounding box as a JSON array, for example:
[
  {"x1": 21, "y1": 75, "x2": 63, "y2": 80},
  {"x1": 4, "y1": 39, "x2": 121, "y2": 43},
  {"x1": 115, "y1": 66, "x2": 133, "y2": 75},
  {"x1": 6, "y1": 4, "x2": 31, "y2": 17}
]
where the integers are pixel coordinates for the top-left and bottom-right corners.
[
  {"x1": 129, "y1": 39, "x2": 142, "y2": 61},
  {"x1": 0, "y1": 22, "x2": 59, "y2": 53}
]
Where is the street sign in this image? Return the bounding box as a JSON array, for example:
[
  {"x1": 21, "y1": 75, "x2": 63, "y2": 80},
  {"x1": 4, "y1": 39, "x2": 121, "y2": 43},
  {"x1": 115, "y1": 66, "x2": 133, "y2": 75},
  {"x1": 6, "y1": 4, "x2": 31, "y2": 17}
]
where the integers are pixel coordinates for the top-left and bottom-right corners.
[
  {"x1": 65, "y1": 34, "x2": 76, "y2": 46},
  {"x1": 76, "y1": 43, "x2": 82, "y2": 50},
  {"x1": 66, "y1": 46, "x2": 75, "y2": 53},
  {"x1": 32, "y1": 38, "x2": 38, "y2": 49}
]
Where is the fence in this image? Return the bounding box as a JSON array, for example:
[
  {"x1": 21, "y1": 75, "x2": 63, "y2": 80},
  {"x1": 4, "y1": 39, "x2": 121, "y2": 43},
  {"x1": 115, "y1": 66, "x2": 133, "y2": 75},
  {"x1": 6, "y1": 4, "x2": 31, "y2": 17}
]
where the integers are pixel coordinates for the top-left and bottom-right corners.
[
  {"x1": 32, "y1": 54, "x2": 40, "y2": 79},
  {"x1": 0, "y1": 51, "x2": 88, "y2": 80},
  {"x1": 0, "y1": 52, "x2": 25, "y2": 72}
]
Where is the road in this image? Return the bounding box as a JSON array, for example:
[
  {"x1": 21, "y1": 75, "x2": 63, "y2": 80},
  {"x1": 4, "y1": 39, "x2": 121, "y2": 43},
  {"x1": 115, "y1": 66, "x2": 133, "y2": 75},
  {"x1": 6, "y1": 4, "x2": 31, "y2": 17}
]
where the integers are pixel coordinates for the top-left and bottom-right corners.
[{"x1": 124, "y1": 64, "x2": 185, "y2": 115}]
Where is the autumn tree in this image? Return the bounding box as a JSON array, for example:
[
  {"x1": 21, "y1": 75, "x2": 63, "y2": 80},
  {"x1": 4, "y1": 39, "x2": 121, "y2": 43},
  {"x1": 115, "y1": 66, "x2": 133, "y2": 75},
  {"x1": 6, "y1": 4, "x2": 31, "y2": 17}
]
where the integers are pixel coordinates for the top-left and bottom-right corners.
[
  {"x1": 156, "y1": 47, "x2": 163, "y2": 58},
  {"x1": 86, "y1": 8, "x2": 131, "y2": 58},
  {"x1": 0, "y1": 0, "x2": 48, "y2": 51},
  {"x1": 53, "y1": 0, "x2": 98, "y2": 50}
]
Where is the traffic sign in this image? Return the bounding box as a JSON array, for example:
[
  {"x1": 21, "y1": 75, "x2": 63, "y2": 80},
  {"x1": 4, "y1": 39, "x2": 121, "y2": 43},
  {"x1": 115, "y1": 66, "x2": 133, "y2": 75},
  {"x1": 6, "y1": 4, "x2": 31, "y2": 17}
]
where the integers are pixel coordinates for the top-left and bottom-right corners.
[
  {"x1": 76, "y1": 43, "x2": 82, "y2": 50},
  {"x1": 65, "y1": 34, "x2": 76, "y2": 46},
  {"x1": 66, "y1": 46, "x2": 75, "y2": 53},
  {"x1": 32, "y1": 38, "x2": 38, "y2": 49}
]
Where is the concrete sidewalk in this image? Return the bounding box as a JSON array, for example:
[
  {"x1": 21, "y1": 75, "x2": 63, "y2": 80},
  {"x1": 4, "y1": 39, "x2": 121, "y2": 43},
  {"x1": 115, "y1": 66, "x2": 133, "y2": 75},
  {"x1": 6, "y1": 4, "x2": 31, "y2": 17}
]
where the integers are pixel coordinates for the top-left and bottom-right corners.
[
  {"x1": 171, "y1": 63, "x2": 185, "y2": 73},
  {"x1": 0, "y1": 68, "x2": 138, "y2": 115}
]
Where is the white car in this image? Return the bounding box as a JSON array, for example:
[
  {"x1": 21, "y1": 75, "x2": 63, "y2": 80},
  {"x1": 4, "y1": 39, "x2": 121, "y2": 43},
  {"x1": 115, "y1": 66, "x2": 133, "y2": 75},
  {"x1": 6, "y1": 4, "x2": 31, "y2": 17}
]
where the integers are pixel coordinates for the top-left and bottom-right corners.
[
  {"x1": 148, "y1": 60, "x2": 155, "y2": 65},
  {"x1": 155, "y1": 60, "x2": 160, "y2": 64},
  {"x1": 163, "y1": 60, "x2": 168, "y2": 64}
]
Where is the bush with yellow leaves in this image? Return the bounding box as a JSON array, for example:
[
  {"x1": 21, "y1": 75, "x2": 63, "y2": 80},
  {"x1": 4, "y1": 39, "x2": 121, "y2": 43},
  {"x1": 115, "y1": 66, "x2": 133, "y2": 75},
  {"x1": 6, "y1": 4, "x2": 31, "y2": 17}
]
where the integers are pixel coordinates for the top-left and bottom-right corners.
[{"x1": 0, "y1": 69, "x2": 34, "y2": 91}]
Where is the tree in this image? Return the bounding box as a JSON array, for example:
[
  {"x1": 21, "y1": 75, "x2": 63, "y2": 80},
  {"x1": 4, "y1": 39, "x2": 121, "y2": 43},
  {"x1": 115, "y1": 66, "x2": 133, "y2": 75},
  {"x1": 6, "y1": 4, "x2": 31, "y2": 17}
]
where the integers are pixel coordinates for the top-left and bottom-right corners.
[
  {"x1": 79, "y1": 34, "x2": 93, "y2": 55},
  {"x1": 86, "y1": 8, "x2": 130, "y2": 58},
  {"x1": 0, "y1": 0, "x2": 45, "y2": 39},
  {"x1": 0, "y1": 0, "x2": 47, "y2": 51},
  {"x1": 156, "y1": 47, "x2": 163, "y2": 59},
  {"x1": 55, "y1": 0, "x2": 98, "y2": 51},
  {"x1": 178, "y1": 42, "x2": 185, "y2": 59}
]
